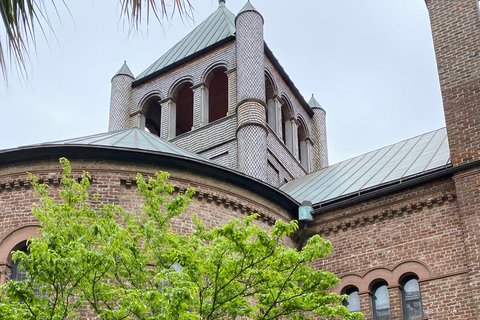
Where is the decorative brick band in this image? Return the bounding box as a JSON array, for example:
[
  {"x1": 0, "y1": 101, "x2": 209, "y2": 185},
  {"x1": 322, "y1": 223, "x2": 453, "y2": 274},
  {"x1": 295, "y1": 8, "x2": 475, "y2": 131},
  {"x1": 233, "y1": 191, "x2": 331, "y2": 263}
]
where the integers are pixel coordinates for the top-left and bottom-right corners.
[
  {"x1": 120, "y1": 178, "x2": 281, "y2": 225},
  {"x1": 316, "y1": 191, "x2": 455, "y2": 236}
]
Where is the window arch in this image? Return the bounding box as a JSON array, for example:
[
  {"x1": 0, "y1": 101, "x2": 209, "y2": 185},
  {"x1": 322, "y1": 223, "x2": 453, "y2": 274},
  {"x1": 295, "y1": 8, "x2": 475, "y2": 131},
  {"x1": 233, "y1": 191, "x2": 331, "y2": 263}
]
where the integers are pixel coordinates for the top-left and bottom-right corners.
[
  {"x1": 9, "y1": 241, "x2": 28, "y2": 282},
  {"x1": 297, "y1": 118, "x2": 309, "y2": 168},
  {"x1": 280, "y1": 98, "x2": 293, "y2": 151},
  {"x1": 206, "y1": 67, "x2": 228, "y2": 123},
  {"x1": 372, "y1": 281, "x2": 391, "y2": 320},
  {"x1": 402, "y1": 276, "x2": 423, "y2": 319},
  {"x1": 265, "y1": 73, "x2": 276, "y2": 129},
  {"x1": 142, "y1": 96, "x2": 162, "y2": 137},
  {"x1": 342, "y1": 286, "x2": 361, "y2": 312},
  {"x1": 173, "y1": 82, "x2": 194, "y2": 136}
]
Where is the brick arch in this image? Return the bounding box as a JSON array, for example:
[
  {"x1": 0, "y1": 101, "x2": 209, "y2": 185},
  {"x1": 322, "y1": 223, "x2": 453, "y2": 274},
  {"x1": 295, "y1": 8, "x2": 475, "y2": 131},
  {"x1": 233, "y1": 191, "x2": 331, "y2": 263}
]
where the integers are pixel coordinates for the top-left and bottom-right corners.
[
  {"x1": 0, "y1": 224, "x2": 40, "y2": 284},
  {"x1": 279, "y1": 94, "x2": 294, "y2": 119},
  {"x1": 169, "y1": 78, "x2": 194, "y2": 136},
  {"x1": 202, "y1": 62, "x2": 228, "y2": 85},
  {"x1": 139, "y1": 92, "x2": 163, "y2": 136},
  {"x1": 296, "y1": 115, "x2": 310, "y2": 139},
  {"x1": 139, "y1": 91, "x2": 162, "y2": 113},
  {"x1": 336, "y1": 260, "x2": 432, "y2": 294},
  {"x1": 264, "y1": 70, "x2": 278, "y2": 99},
  {"x1": 168, "y1": 77, "x2": 194, "y2": 100}
]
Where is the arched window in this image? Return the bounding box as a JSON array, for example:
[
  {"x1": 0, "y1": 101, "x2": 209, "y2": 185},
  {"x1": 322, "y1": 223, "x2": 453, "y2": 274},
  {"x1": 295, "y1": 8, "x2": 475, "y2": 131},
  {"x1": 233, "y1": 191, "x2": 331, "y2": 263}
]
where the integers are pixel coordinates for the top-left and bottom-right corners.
[
  {"x1": 208, "y1": 70, "x2": 228, "y2": 123},
  {"x1": 265, "y1": 74, "x2": 276, "y2": 129},
  {"x1": 343, "y1": 286, "x2": 361, "y2": 312},
  {"x1": 372, "y1": 281, "x2": 391, "y2": 320},
  {"x1": 10, "y1": 244, "x2": 28, "y2": 282},
  {"x1": 280, "y1": 100, "x2": 293, "y2": 151},
  {"x1": 297, "y1": 120, "x2": 308, "y2": 167},
  {"x1": 402, "y1": 276, "x2": 423, "y2": 319},
  {"x1": 175, "y1": 83, "x2": 194, "y2": 136},
  {"x1": 144, "y1": 98, "x2": 162, "y2": 136}
]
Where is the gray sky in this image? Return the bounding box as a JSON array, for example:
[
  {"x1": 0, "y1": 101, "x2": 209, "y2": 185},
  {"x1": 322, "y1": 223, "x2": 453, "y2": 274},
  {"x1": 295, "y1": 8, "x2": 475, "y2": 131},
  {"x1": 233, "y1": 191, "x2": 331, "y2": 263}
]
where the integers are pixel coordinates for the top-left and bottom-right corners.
[{"x1": 0, "y1": 0, "x2": 445, "y2": 165}]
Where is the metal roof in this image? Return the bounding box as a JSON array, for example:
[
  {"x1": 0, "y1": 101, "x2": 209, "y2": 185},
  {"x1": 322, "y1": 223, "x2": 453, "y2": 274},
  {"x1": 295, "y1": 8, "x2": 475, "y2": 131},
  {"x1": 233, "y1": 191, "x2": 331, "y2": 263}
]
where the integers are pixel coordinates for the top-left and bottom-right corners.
[
  {"x1": 135, "y1": 1, "x2": 236, "y2": 82},
  {"x1": 41, "y1": 128, "x2": 211, "y2": 163},
  {"x1": 281, "y1": 127, "x2": 451, "y2": 205},
  {"x1": 114, "y1": 61, "x2": 134, "y2": 78},
  {"x1": 308, "y1": 95, "x2": 323, "y2": 109}
]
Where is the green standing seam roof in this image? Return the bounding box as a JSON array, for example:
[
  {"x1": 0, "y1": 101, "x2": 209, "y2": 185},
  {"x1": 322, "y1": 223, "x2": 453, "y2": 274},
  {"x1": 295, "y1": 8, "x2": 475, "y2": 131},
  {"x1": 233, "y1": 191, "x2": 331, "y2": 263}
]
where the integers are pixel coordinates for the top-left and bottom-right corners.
[
  {"x1": 135, "y1": 2, "x2": 236, "y2": 81},
  {"x1": 40, "y1": 128, "x2": 212, "y2": 163},
  {"x1": 281, "y1": 127, "x2": 451, "y2": 205}
]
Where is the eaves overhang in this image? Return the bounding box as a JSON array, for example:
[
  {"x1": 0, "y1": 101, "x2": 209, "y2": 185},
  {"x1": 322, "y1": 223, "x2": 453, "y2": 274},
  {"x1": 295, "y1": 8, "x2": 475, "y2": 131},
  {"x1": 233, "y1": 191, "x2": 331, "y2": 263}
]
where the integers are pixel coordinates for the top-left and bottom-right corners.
[{"x1": 0, "y1": 144, "x2": 300, "y2": 217}]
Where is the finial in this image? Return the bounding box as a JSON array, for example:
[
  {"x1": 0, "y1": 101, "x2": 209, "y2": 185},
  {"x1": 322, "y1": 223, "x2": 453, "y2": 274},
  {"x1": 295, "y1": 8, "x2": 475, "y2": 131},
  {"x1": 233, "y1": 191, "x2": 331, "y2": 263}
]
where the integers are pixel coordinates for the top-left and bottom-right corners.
[{"x1": 219, "y1": 0, "x2": 226, "y2": 5}]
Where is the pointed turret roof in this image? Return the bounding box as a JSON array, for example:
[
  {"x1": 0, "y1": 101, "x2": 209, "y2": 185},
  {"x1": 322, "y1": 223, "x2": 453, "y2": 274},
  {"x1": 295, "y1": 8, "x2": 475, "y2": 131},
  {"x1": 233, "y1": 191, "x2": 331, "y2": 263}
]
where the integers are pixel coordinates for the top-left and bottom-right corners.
[
  {"x1": 238, "y1": 1, "x2": 258, "y2": 14},
  {"x1": 308, "y1": 94, "x2": 323, "y2": 109},
  {"x1": 114, "y1": 61, "x2": 134, "y2": 78},
  {"x1": 134, "y1": 2, "x2": 236, "y2": 85}
]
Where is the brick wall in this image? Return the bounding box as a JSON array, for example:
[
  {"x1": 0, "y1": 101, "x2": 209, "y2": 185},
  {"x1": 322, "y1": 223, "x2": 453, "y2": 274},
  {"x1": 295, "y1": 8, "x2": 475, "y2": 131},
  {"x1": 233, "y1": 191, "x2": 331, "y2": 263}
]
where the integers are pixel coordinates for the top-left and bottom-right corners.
[
  {"x1": 0, "y1": 158, "x2": 295, "y2": 285},
  {"x1": 308, "y1": 177, "x2": 475, "y2": 319}
]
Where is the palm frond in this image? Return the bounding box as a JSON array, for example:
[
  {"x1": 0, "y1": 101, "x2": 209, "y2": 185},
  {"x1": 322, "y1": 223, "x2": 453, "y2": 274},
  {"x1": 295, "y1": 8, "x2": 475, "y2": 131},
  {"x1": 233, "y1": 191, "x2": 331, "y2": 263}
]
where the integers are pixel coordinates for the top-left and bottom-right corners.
[{"x1": 0, "y1": 0, "x2": 192, "y2": 82}]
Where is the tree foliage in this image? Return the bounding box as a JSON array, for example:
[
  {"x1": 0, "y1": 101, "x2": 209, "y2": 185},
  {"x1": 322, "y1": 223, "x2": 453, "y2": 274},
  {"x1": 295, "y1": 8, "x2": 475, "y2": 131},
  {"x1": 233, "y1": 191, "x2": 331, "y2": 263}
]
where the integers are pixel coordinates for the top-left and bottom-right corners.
[
  {"x1": 0, "y1": 0, "x2": 192, "y2": 80},
  {"x1": 0, "y1": 158, "x2": 362, "y2": 320}
]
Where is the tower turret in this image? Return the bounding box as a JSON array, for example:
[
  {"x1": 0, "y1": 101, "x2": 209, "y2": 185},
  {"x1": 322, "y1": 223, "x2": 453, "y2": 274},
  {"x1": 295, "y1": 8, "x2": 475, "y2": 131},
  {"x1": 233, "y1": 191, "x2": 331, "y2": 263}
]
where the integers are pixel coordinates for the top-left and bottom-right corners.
[
  {"x1": 308, "y1": 95, "x2": 328, "y2": 170},
  {"x1": 235, "y1": 1, "x2": 268, "y2": 181},
  {"x1": 109, "y1": 61, "x2": 134, "y2": 132}
]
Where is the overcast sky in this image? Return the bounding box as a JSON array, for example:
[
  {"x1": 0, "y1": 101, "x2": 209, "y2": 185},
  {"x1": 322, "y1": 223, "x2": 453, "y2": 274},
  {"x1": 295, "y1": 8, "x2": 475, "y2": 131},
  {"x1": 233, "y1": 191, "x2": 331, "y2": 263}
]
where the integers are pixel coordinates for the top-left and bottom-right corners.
[{"x1": 0, "y1": 0, "x2": 445, "y2": 165}]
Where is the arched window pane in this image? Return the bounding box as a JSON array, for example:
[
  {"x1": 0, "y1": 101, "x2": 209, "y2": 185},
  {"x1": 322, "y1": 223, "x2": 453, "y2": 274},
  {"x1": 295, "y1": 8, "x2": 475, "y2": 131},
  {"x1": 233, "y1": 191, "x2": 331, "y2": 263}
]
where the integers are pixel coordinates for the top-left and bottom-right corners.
[
  {"x1": 373, "y1": 283, "x2": 391, "y2": 320},
  {"x1": 10, "y1": 245, "x2": 28, "y2": 282},
  {"x1": 343, "y1": 287, "x2": 360, "y2": 312},
  {"x1": 403, "y1": 278, "x2": 423, "y2": 319}
]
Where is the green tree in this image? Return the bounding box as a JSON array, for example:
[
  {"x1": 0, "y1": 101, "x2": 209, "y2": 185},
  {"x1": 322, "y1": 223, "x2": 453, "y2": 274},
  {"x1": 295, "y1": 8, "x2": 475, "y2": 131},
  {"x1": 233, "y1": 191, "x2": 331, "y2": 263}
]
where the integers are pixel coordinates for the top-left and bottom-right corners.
[
  {"x1": 0, "y1": 0, "x2": 192, "y2": 80},
  {"x1": 0, "y1": 158, "x2": 362, "y2": 320}
]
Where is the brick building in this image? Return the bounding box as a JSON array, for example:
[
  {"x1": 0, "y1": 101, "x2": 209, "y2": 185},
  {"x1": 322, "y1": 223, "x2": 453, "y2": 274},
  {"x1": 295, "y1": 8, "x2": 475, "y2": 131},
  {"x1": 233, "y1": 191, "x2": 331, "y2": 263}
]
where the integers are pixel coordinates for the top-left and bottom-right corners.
[{"x1": 1, "y1": 0, "x2": 479, "y2": 319}]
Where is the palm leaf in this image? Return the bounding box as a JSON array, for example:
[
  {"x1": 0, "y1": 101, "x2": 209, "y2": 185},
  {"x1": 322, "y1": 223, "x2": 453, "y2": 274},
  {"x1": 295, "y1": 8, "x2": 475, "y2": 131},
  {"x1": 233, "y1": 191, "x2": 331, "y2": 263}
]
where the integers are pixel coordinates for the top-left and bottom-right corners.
[{"x1": 0, "y1": 0, "x2": 193, "y2": 81}]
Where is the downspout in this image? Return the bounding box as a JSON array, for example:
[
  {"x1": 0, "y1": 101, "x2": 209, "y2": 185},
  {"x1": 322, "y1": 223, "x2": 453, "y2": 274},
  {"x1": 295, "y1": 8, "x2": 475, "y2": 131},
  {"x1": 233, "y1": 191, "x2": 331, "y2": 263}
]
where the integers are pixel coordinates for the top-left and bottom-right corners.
[{"x1": 296, "y1": 200, "x2": 314, "y2": 251}]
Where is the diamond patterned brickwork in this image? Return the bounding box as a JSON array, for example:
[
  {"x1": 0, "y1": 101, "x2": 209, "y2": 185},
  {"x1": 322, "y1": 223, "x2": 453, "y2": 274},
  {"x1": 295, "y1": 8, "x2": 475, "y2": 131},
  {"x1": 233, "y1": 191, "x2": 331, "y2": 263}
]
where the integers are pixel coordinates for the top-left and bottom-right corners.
[
  {"x1": 237, "y1": 124, "x2": 267, "y2": 181},
  {"x1": 266, "y1": 128, "x2": 306, "y2": 180},
  {"x1": 199, "y1": 140, "x2": 238, "y2": 170},
  {"x1": 109, "y1": 75, "x2": 134, "y2": 132},
  {"x1": 171, "y1": 115, "x2": 236, "y2": 154},
  {"x1": 236, "y1": 11, "x2": 265, "y2": 102},
  {"x1": 226, "y1": 69, "x2": 237, "y2": 115},
  {"x1": 312, "y1": 108, "x2": 328, "y2": 170}
]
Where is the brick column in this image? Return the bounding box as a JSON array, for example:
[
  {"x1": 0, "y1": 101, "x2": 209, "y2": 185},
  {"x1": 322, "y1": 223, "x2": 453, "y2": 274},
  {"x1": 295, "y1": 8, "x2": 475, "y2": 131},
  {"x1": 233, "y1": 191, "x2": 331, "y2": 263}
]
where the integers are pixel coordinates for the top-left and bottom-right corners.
[
  {"x1": 426, "y1": 0, "x2": 480, "y2": 166},
  {"x1": 192, "y1": 83, "x2": 208, "y2": 129},
  {"x1": 160, "y1": 98, "x2": 176, "y2": 139},
  {"x1": 426, "y1": 1, "x2": 480, "y2": 319},
  {"x1": 226, "y1": 69, "x2": 237, "y2": 116}
]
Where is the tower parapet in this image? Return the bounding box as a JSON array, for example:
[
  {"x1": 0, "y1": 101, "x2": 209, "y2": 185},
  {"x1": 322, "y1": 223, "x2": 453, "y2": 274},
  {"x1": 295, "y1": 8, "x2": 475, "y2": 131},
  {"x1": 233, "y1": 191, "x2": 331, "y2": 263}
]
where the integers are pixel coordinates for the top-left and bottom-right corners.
[{"x1": 109, "y1": 61, "x2": 134, "y2": 132}]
